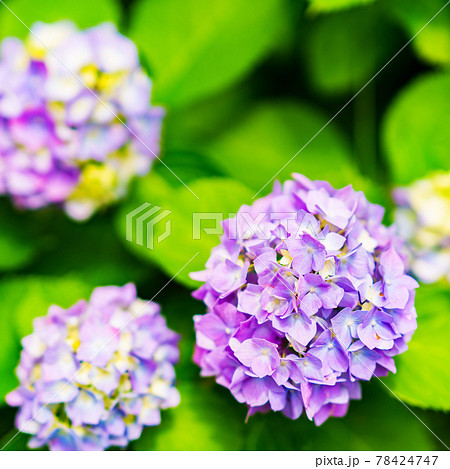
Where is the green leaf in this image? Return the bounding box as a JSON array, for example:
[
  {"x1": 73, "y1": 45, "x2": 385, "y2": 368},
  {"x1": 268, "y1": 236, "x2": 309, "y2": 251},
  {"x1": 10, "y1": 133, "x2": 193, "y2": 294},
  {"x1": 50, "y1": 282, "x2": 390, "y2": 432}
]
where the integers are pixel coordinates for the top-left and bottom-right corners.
[
  {"x1": 116, "y1": 174, "x2": 253, "y2": 288},
  {"x1": 132, "y1": 382, "x2": 245, "y2": 450},
  {"x1": 207, "y1": 100, "x2": 371, "y2": 195},
  {"x1": 0, "y1": 275, "x2": 91, "y2": 404},
  {"x1": 303, "y1": 6, "x2": 395, "y2": 95},
  {"x1": 129, "y1": 0, "x2": 288, "y2": 108},
  {"x1": 383, "y1": 284, "x2": 450, "y2": 411},
  {"x1": 382, "y1": 72, "x2": 450, "y2": 185},
  {"x1": 1, "y1": 275, "x2": 91, "y2": 339},
  {"x1": 387, "y1": 0, "x2": 450, "y2": 67},
  {"x1": 0, "y1": 0, "x2": 120, "y2": 39},
  {"x1": 0, "y1": 297, "x2": 20, "y2": 405},
  {"x1": 244, "y1": 383, "x2": 434, "y2": 450},
  {"x1": 307, "y1": 0, "x2": 377, "y2": 14},
  {"x1": 163, "y1": 83, "x2": 251, "y2": 153}
]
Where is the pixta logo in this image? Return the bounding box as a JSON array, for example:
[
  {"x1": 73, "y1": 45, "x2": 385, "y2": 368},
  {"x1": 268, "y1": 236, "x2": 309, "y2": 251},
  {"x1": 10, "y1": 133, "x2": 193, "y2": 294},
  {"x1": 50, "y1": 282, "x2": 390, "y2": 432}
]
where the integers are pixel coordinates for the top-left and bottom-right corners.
[{"x1": 126, "y1": 203, "x2": 172, "y2": 250}]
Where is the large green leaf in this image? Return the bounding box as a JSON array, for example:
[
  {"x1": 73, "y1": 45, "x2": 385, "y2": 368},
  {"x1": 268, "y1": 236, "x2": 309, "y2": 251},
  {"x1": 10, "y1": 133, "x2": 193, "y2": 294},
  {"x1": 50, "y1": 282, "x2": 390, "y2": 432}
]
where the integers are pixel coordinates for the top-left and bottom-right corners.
[
  {"x1": 0, "y1": 275, "x2": 91, "y2": 339},
  {"x1": 384, "y1": 284, "x2": 450, "y2": 411},
  {"x1": 244, "y1": 382, "x2": 434, "y2": 450},
  {"x1": 116, "y1": 174, "x2": 253, "y2": 288},
  {"x1": 307, "y1": 0, "x2": 377, "y2": 14},
  {"x1": 129, "y1": 0, "x2": 288, "y2": 108},
  {"x1": 0, "y1": 0, "x2": 120, "y2": 38},
  {"x1": 133, "y1": 381, "x2": 245, "y2": 450},
  {"x1": 0, "y1": 275, "x2": 91, "y2": 404},
  {"x1": 207, "y1": 100, "x2": 374, "y2": 196},
  {"x1": 382, "y1": 72, "x2": 450, "y2": 185},
  {"x1": 386, "y1": 0, "x2": 450, "y2": 67},
  {"x1": 303, "y1": 5, "x2": 395, "y2": 95}
]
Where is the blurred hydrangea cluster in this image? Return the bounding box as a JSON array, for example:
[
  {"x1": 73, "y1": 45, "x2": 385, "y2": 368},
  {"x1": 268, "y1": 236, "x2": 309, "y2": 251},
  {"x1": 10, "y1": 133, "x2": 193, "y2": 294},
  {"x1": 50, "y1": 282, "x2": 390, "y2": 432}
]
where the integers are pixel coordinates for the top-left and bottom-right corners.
[
  {"x1": 192, "y1": 173, "x2": 418, "y2": 425},
  {"x1": 0, "y1": 21, "x2": 163, "y2": 220},
  {"x1": 394, "y1": 171, "x2": 450, "y2": 284},
  {"x1": 6, "y1": 284, "x2": 180, "y2": 450}
]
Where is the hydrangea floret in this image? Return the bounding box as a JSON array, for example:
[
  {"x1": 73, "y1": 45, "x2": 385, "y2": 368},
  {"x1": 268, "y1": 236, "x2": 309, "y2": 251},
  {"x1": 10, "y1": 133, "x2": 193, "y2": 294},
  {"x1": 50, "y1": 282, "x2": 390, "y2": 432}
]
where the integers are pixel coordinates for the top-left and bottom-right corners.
[
  {"x1": 6, "y1": 284, "x2": 180, "y2": 450},
  {"x1": 0, "y1": 21, "x2": 163, "y2": 220},
  {"x1": 394, "y1": 171, "x2": 450, "y2": 284},
  {"x1": 192, "y1": 173, "x2": 418, "y2": 425}
]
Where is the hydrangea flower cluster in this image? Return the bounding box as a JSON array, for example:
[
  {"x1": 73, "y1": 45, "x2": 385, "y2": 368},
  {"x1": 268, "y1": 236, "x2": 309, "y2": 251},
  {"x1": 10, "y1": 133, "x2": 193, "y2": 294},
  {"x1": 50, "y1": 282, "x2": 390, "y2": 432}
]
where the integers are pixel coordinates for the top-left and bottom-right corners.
[
  {"x1": 0, "y1": 21, "x2": 163, "y2": 220},
  {"x1": 394, "y1": 171, "x2": 450, "y2": 284},
  {"x1": 192, "y1": 173, "x2": 418, "y2": 425},
  {"x1": 6, "y1": 284, "x2": 180, "y2": 450}
]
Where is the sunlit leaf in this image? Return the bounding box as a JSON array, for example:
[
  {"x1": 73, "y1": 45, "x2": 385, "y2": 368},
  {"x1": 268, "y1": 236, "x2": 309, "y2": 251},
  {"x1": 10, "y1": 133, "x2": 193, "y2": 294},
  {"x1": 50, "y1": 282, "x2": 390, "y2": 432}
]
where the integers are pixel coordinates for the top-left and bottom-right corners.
[
  {"x1": 0, "y1": 0, "x2": 120, "y2": 39},
  {"x1": 307, "y1": 0, "x2": 377, "y2": 14},
  {"x1": 382, "y1": 72, "x2": 450, "y2": 184},
  {"x1": 129, "y1": 0, "x2": 288, "y2": 108},
  {"x1": 116, "y1": 174, "x2": 253, "y2": 288},
  {"x1": 383, "y1": 284, "x2": 450, "y2": 411},
  {"x1": 387, "y1": 0, "x2": 450, "y2": 67},
  {"x1": 0, "y1": 275, "x2": 91, "y2": 404}
]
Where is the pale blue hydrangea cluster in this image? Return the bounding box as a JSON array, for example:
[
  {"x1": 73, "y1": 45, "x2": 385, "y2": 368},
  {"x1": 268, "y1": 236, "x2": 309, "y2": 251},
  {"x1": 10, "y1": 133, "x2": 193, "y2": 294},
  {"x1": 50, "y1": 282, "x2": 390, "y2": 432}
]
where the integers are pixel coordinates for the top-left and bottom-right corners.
[
  {"x1": 394, "y1": 171, "x2": 450, "y2": 284},
  {"x1": 6, "y1": 284, "x2": 180, "y2": 450}
]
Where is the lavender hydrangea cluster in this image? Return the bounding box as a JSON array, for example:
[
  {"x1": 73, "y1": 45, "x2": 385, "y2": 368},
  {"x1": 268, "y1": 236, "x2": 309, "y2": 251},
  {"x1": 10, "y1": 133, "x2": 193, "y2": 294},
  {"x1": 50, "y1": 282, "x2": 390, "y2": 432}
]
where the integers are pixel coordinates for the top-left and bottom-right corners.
[
  {"x1": 192, "y1": 173, "x2": 418, "y2": 425},
  {"x1": 0, "y1": 21, "x2": 163, "y2": 220},
  {"x1": 6, "y1": 284, "x2": 180, "y2": 450},
  {"x1": 394, "y1": 171, "x2": 450, "y2": 284}
]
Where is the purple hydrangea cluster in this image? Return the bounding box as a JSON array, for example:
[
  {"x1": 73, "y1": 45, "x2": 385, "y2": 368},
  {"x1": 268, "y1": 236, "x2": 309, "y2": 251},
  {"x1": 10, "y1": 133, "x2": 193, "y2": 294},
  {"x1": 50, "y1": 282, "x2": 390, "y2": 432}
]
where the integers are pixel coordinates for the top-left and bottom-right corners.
[
  {"x1": 6, "y1": 284, "x2": 180, "y2": 450},
  {"x1": 0, "y1": 21, "x2": 163, "y2": 220},
  {"x1": 192, "y1": 173, "x2": 418, "y2": 425}
]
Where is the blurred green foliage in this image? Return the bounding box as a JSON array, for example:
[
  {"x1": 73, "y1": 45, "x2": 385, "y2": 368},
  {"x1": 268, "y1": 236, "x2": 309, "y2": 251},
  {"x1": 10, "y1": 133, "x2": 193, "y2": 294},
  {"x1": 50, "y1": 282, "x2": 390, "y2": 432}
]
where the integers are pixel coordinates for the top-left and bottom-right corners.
[
  {"x1": 0, "y1": 0, "x2": 120, "y2": 36},
  {"x1": 382, "y1": 72, "x2": 450, "y2": 184},
  {"x1": 0, "y1": 0, "x2": 448, "y2": 452},
  {"x1": 384, "y1": 284, "x2": 450, "y2": 411},
  {"x1": 129, "y1": 0, "x2": 289, "y2": 108}
]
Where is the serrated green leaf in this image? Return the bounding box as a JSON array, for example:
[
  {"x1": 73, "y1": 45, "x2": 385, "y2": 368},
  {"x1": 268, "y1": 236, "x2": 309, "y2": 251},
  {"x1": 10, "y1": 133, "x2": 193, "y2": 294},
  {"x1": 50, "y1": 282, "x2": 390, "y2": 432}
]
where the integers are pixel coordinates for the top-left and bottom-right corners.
[
  {"x1": 116, "y1": 174, "x2": 253, "y2": 288},
  {"x1": 387, "y1": 0, "x2": 450, "y2": 67},
  {"x1": 129, "y1": 0, "x2": 288, "y2": 108},
  {"x1": 0, "y1": 0, "x2": 120, "y2": 39},
  {"x1": 382, "y1": 72, "x2": 450, "y2": 185},
  {"x1": 383, "y1": 284, "x2": 450, "y2": 411},
  {"x1": 207, "y1": 100, "x2": 373, "y2": 196},
  {"x1": 303, "y1": 6, "x2": 394, "y2": 95}
]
